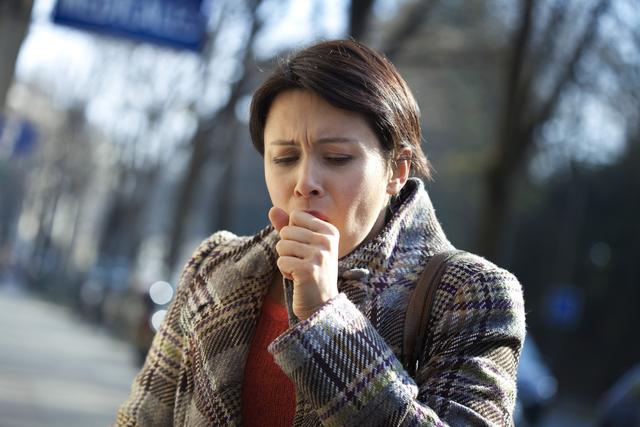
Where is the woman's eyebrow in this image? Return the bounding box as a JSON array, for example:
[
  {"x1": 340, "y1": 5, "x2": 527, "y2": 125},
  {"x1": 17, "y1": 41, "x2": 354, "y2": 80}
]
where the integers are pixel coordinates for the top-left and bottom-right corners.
[
  {"x1": 267, "y1": 137, "x2": 358, "y2": 146},
  {"x1": 269, "y1": 139, "x2": 297, "y2": 146},
  {"x1": 316, "y1": 137, "x2": 358, "y2": 144}
]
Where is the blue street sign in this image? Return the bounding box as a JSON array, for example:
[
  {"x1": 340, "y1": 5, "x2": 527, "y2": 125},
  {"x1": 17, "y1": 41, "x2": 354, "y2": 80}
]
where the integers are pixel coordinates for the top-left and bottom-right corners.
[{"x1": 52, "y1": 0, "x2": 209, "y2": 52}]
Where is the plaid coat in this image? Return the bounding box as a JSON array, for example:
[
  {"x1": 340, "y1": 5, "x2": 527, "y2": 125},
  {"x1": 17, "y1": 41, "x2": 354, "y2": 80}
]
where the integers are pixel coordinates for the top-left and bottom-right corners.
[{"x1": 115, "y1": 179, "x2": 525, "y2": 426}]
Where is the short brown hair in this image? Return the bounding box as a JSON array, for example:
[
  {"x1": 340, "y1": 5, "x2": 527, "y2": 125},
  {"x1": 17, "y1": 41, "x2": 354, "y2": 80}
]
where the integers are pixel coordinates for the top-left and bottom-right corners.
[{"x1": 249, "y1": 39, "x2": 431, "y2": 180}]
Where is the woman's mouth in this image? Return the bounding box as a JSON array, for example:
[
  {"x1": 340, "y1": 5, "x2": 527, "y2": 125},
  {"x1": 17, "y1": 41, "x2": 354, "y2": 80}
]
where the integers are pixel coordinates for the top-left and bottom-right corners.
[{"x1": 304, "y1": 210, "x2": 330, "y2": 222}]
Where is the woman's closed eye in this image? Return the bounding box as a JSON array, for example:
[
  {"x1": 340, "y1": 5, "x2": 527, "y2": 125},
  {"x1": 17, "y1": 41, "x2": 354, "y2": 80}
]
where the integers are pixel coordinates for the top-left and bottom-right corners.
[
  {"x1": 271, "y1": 154, "x2": 353, "y2": 166},
  {"x1": 272, "y1": 155, "x2": 298, "y2": 165},
  {"x1": 324, "y1": 155, "x2": 353, "y2": 165}
]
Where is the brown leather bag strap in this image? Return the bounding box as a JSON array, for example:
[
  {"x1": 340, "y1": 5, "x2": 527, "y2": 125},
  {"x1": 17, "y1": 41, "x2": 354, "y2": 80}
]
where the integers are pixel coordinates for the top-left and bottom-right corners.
[{"x1": 403, "y1": 250, "x2": 463, "y2": 377}]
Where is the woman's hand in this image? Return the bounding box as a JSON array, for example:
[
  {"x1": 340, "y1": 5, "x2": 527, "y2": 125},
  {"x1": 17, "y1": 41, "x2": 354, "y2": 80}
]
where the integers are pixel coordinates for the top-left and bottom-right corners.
[{"x1": 269, "y1": 206, "x2": 340, "y2": 320}]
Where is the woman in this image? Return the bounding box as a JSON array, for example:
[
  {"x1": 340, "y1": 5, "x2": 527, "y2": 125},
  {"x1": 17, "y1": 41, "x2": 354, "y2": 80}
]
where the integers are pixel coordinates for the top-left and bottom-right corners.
[{"x1": 116, "y1": 39, "x2": 525, "y2": 426}]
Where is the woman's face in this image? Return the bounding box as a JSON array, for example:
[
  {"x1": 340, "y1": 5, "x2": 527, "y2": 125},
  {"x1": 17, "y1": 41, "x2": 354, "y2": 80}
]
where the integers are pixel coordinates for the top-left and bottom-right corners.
[{"x1": 264, "y1": 89, "x2": 395, "y2": 258}]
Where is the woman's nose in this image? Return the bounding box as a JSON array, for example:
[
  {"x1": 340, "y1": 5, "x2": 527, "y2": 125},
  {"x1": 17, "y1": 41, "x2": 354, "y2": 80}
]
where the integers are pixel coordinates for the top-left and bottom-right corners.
[{"x1": 294, "y1": 160, "x2": 323, "y2": 198}]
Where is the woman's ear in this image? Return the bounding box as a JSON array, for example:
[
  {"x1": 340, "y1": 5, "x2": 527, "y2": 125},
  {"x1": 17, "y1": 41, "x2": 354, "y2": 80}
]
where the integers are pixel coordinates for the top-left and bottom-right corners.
[{"x1": 387, "y1": 147, "x2": 412, "y2": 195}]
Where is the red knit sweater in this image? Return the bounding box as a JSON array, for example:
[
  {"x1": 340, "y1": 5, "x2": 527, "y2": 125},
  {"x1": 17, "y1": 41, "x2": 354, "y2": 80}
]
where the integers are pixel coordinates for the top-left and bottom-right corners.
[{"x1": 241, "y1": 294, "x2": 296, "y2": 426}]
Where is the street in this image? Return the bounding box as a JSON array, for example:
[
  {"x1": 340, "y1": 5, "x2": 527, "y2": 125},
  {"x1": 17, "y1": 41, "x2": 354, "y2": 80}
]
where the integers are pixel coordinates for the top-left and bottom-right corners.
[{"x1": 0, "y1": 284, "x2": 138, "y2": 427}]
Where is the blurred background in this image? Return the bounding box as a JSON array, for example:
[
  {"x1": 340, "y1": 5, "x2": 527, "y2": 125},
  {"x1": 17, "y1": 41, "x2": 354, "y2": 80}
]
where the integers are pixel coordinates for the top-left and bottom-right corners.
[{"x1": 1, "y1": 0, "x2": 639, "y2": 426}]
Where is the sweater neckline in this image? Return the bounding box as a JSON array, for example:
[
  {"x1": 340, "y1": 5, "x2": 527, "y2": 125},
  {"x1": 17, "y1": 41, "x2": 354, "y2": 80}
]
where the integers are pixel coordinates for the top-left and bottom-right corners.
[{"x1": 262, "y1": 293, "x2": 289, "y2": 322}]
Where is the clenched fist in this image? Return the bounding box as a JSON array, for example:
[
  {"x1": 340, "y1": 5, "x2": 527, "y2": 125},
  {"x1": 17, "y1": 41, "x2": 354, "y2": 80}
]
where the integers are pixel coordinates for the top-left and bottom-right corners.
[{"x1": 269, "y1": 206, "x2": 340, "y2": 321}]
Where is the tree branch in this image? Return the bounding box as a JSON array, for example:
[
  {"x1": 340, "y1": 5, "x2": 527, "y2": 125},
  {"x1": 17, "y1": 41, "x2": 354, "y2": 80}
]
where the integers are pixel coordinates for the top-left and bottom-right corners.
[
  {"x1": 504, "y1": 0, "x2": 535, "y2": 137},
  {"x1": 526, "y1": 0, "x2": 610, "y2": 134},
  {"x1": 382, "y1": 0, "x2": 439, "y2": 61}
]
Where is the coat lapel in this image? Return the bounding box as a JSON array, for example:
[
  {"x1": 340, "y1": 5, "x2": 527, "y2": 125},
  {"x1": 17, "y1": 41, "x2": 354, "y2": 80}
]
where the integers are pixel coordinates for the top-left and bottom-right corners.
[{"x1": 184, "y1": 229, "x2": 278, "y2": 424}]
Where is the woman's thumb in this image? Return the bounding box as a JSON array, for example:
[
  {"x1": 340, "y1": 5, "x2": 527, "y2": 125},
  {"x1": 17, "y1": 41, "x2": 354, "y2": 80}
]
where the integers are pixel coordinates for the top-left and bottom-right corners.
[{"x1": 268, "y1": 206, "x2": 289, "y2": 232}]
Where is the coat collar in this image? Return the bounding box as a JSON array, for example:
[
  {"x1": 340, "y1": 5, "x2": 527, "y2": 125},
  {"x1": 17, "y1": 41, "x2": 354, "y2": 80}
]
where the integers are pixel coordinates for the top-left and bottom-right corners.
[{"x1": 337, "y1": 178, "x2": 452, "y2": 274}]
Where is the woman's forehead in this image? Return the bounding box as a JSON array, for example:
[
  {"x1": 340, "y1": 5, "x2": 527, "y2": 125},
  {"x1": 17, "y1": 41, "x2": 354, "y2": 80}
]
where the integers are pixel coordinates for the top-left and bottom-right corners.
[{"x1": 265, "y1": 90, "x2": 375, "y2": 141}]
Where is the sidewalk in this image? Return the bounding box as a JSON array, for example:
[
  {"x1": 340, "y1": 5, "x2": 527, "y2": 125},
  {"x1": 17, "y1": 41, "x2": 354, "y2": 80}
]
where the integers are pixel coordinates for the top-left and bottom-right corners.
[{"x1": 0, "y1": 284, "x2": 139, "y2": 427}]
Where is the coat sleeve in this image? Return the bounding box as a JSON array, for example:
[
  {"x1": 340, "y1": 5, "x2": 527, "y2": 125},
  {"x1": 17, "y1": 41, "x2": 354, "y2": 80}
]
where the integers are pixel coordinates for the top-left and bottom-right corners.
[
  {"x1": 114, "y1": 233, "x2": 231, "y2": 427},
  {"x1": 268, "y1": 267, "x2": 526, "y2": 426}
]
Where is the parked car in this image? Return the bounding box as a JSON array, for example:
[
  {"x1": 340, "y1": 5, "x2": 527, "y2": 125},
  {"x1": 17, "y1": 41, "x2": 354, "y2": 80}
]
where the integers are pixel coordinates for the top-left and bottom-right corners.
[{"x1": 598, "y1": 363, "x2": 640, "y2": 427}]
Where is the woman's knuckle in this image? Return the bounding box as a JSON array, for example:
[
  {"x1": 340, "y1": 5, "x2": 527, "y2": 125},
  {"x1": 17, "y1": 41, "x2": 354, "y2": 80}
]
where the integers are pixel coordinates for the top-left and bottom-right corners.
[{"x1": 315, "y1": 234, "x2": 330, "y2": 248}]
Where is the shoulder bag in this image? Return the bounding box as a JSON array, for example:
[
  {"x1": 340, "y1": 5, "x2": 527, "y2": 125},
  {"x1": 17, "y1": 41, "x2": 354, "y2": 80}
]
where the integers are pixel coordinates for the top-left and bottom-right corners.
[{"x1": 403, "y1": 250, "x2": 464, "y2": 377}]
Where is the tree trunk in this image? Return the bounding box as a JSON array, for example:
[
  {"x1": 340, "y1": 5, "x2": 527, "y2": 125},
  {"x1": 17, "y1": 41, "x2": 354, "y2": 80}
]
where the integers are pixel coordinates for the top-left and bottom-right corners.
[
  {"x1": 348, "y1": 0, "x2": 375, "y2": 40},
  {"x1": 0, "y1": 0, "x2": 34, "y2": 110}
]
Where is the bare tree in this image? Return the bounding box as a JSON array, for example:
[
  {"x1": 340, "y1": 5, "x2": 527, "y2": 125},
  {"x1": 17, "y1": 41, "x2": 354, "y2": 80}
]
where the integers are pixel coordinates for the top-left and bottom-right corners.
[
  {"x1": 165, "y1": 0, "x2": 265, "y2": 271},
  {"x1": 477, "y1": 0, "x2": 612, "y2": 261}
]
